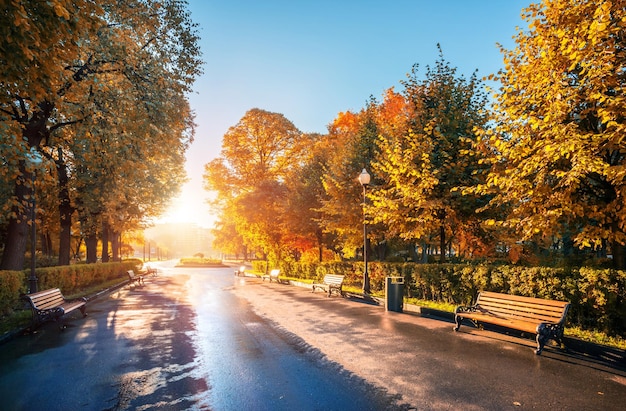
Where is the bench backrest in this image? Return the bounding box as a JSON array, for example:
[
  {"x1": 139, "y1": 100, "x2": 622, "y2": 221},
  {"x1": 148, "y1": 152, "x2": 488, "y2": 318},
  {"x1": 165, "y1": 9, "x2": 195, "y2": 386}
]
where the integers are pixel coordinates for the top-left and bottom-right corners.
[
  {"x1": 25, "y1": 288, "x2": 65, "y2": 310},
  {"x1": 270, "y1": 269, "x2": 280, "y2": 277},
  {"x1": 323, "y1": 274, "x2": 344, "y2": 285},
  {"x1": 477, "y1": 291, "x2": 569, "y2": 325},
  {"x1": 127, "y1": 270, "x2": 137, "y2": 278}
]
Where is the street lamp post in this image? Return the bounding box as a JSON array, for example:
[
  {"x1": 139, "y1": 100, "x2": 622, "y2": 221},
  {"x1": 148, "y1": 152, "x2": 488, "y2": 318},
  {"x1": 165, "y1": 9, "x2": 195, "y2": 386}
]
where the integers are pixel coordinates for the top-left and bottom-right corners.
[
  {"x1": 28, "y1": 148, "x2": 43, "y2": 294},
  {"x1": 358, "y1": 168, "x2": 371, "y2": 294}
]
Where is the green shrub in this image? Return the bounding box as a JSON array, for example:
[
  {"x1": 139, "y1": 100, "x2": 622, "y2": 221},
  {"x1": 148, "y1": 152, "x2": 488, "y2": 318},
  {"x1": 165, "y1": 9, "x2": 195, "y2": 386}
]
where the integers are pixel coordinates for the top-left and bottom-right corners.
[
  {"x1": 279, "y1": 260, "x2": 626, "y2": 337},
  {"x1": 178, "y1": 257, "x2": 222, "y2": 265},
  {"x1": 0, "y1": 271, "x2": 26, "y2": 316}
]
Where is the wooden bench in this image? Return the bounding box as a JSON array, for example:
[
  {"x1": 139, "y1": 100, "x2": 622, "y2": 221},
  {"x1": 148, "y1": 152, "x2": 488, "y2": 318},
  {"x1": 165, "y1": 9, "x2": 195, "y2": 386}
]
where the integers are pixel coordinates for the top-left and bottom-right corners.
[
  {"x1": 127, "y1": 270, "x2": 144, "y2": 287},
  {"x1": 453, "y1": 291, "x2": 570, "y2": 355},
  {"x1": 234, "y1": 265, "x2": 246, "y2": 276},
  {"x1": 262, "y1": 269, "x2": 281, "y2": 283},
  {"x1": 23, "y1": 288, "x2": 87, "y2": 326},
  {"x1": 143, "y1": 265, "x2": 157, "y2": 276},
  {"x1": 311, "y1": 274, "x2": 345, "y2": 297}
]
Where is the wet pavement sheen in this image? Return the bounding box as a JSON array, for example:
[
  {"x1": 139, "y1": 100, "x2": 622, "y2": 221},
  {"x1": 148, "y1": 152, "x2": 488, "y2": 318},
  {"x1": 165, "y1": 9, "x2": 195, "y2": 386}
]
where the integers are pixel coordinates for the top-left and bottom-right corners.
[{"x1": 0, "y1": 264, "x2": 408, "y2": 410}]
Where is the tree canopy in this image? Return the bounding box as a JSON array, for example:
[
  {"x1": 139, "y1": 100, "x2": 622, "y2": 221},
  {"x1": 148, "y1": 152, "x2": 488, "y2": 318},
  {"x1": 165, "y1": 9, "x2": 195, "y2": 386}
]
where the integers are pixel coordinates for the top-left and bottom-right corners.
[
  {"x1": 473, "y1": 0, "x2": 626, "y2": 267},
  {"x1": 0, "y1": 0, "x2": 202, "y2": 268},
  {"x1": 204, "y1": 109, "x2": 304, "y2": 262}
]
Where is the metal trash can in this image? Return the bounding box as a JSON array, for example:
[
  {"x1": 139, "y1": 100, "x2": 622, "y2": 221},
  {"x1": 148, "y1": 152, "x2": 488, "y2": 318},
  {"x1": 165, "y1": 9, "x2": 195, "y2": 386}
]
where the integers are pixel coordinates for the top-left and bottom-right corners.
[{"x1": 385, "y1": 276, "x2": 404, "y2": 312}]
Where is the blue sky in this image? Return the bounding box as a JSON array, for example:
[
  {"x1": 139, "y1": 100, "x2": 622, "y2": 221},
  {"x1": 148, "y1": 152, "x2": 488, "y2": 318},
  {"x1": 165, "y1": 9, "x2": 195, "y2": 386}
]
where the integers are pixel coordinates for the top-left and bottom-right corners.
[{"x1": 159, "y1": 0, "x2": 531, "y2": 227}]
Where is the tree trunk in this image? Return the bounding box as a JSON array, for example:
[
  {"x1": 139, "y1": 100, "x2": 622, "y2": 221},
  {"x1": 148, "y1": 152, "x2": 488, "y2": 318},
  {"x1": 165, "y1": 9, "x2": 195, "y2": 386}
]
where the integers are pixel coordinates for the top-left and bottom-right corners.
[
  {"x1": 375, "y1": 241, "x2": 388, "y2": 261},
  {"x1": 42, "y1": 231, "x2": 52, "y2": 257},
  {"x1": 57, "y1": 149, "x2": 73, "y2": 266},
  {"x1": 111, "y1": 231, "x2": 121, "y2": 262},
  {"x1": 612, "y1": 241, "x2": 626, "y2": 269},
  {"x1": 0, "y1": 212, "x2": 29, "y2": 270},
  {"x1": 409, "y1": 243, "x2": 418, "y2": 262},
  {"x1": 72, "y1": 237, "x2": 83, "y2": 261},
  {"x1": 440, "y1": 223, "x2": 446, "y2": 263},
  {"x1": 59, "y1": 222, "x2": 71, "y2": 266},
  {"x1": 86, "y1": 234, "x2": 98, "y2": 263},
  {"x1": 101, "y1": 222, "x2": 110, "y2": 263},
  {"x1": 317, "y1": 229, "x2": 324, "y2": 262},
  {"x1": 0, "y1": 169, "x2": 32, "y2": 270}
]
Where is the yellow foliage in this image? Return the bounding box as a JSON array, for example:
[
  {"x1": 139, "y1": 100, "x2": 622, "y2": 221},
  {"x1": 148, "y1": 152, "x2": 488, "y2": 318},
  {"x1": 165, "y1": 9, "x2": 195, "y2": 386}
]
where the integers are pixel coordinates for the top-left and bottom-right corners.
[{"x1": 478, "y1": 0, "x2": 626, "y2": 251}]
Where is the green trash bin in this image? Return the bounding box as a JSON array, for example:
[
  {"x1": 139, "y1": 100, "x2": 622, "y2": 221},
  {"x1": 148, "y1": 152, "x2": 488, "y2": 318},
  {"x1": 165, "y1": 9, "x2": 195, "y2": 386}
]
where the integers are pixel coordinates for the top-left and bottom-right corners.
[{"x1": 385, "y1": 276, "x2": 404, "y2": 312}]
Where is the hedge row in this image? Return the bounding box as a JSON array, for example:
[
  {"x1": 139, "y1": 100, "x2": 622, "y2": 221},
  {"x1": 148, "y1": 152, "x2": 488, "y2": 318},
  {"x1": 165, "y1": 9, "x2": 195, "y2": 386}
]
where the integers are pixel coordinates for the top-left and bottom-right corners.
[
  {"x1": 0, "y1": 259, "x2": 142, "y2": 316},
  {"x1": 261, "y1": 261, "x2": 626, "y2": 337}
]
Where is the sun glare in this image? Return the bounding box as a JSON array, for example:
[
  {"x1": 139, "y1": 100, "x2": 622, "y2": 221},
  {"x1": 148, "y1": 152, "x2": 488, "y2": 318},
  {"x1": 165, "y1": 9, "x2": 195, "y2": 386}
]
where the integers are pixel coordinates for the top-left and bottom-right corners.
[{"x1": 157, "y1": 188, "x2": 215, "y2": 228}]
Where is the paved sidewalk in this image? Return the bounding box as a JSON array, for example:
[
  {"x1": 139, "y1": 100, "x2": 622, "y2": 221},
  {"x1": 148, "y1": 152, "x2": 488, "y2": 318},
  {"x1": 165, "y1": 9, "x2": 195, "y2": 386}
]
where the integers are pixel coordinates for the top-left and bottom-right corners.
[{"x1": 232, "y1": 275, "x2": 626, "y2": 410}]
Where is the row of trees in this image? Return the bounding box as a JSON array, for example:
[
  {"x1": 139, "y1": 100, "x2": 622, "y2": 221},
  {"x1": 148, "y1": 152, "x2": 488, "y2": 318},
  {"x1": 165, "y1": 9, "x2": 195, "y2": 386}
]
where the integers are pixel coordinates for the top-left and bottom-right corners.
[
  {"x1": 0, "y1": 1, "x2": 202, "y2": 269},
  {"x1": 205, "y1": 0, "x2": 626, "y2": 269}
]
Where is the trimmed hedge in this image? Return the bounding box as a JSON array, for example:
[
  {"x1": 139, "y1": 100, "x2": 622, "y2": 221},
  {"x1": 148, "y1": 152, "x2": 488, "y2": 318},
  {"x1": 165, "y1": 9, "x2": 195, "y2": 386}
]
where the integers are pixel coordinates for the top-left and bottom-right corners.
[
  {"x1": 271, "y1": 260, "x2": 626, "y2": 337},
  {"x1": 0, "y1": 259, "x2": 142, "y2": 316},
  {"x1": 0, "y1": 270, "x2": 25, "y2": 317}
]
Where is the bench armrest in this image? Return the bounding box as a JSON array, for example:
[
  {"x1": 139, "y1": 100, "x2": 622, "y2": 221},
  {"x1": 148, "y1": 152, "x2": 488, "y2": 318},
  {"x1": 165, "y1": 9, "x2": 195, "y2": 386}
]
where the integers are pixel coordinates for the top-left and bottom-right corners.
[{"x1": 454, "y1": 305, "x2": 477, "y2": 314}]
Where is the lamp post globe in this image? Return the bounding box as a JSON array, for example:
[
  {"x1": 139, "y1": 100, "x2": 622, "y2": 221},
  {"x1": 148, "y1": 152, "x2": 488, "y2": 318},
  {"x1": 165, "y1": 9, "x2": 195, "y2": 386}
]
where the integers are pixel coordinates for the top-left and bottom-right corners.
[{"x1": 359, "y1": 168, "x2": 371, "y2": 294}]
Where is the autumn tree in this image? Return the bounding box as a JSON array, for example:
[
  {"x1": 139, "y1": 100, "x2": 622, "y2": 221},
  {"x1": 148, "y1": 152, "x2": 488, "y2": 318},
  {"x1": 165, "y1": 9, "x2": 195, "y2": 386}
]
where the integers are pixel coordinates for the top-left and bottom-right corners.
[
  {"x1": 319, "y1": 100, "x2": 382, "y2": 259},
  {"x1": 370, "y1": 51, "x2": 490, "y2": 262},
  {"x1": 0, "y1": 0, "x2": 201, "y2": 268},
  {"x1": 282, "y1": 134, "x2": 336, "y2": 262},
  {"x1": 475, "y1": 0, "x2": 626, "y2": 267},
  {"x1": 211, "y1": 217, "x2": 247, "y2": 259},
  {"x1": 204, "y1": 109, "x2": 304, "y2": 263},
  {"x1": 0, "y1": 1, "x2": 101, "y2": 269}
]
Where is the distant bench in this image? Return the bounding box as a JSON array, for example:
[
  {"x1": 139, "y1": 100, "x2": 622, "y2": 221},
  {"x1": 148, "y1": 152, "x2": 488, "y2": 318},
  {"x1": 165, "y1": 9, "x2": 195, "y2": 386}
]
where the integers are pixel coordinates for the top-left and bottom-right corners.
[
  {"x1": 234, "y1": 266, "x2": 246, "y2": 276},
  {"x1": 262, "y1": 269, "x2": 281, "y2": 283},
  {"x1": 143, "y1": 265, "x2": 157, "y2": 276},
  {"x1": 311, "y1": 274, "x2": 345, "y2": 297},
  {"x1": 23, "y1": 288, "x2": 87, "y2": 327},
  {"x1": 453, "y1": 291, "x2": 570, "y2": 355},
  {"x1": 127, "y1": 270, "x2": 144, "y2": 287}
]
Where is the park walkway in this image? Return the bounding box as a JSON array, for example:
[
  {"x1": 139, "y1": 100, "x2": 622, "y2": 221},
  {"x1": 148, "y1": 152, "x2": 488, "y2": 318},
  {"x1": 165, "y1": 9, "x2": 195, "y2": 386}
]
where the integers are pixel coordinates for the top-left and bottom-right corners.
[
  {"x1": 0, "y1": 263, "x2": 624, "y2": 410},
  {"x1": 232, "y1": 272, "x2": 626, "y2": 410}
]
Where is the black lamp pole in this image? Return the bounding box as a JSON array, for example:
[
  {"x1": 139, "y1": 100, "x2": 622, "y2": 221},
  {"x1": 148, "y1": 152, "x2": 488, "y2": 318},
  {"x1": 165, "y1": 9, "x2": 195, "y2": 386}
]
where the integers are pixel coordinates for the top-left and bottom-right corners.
[
  {"x1": 359, "y1": 168, "x2": 371, "y2": 294},
  {"x1": 29, "y1": 170, "x2": 37, "y2": 294}
]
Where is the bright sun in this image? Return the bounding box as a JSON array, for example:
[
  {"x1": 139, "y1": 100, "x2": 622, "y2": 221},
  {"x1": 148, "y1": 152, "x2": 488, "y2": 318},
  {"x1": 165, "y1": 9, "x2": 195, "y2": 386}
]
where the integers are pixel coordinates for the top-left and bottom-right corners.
[{"x1": 157, "y1": 188, "x2": 215, "y2": 228}]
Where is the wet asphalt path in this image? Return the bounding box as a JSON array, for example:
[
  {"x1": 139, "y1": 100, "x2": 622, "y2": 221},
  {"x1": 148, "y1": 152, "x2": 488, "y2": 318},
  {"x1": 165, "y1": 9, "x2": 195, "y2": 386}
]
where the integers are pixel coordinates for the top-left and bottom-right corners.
[
  {"x1": 1, "y1": 262, "x2": 625, "y2": 410},
  {"x1": 0, "y1": 264, "x2": 406, "y2": 410}
]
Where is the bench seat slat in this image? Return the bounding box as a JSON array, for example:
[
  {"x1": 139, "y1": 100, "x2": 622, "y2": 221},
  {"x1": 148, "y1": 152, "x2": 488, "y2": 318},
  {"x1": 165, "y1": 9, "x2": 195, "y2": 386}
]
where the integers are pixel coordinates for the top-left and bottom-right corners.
[
  {"x1": 479, "y1": 298, "x2": 569, "y2": 315},
  {"x1": 30, "y1": 296, "x2": 66, "y2": 309},
  {"x1": 457, "y1": 312, "x2": 540, "y2": 334},
  {"x1": 475, "y1": 301, "x2": 567, "y2": 322},
  {"x1": 479, "y1": 291, "x2": 569, "y2": 307}
]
